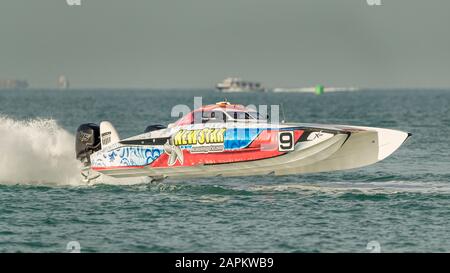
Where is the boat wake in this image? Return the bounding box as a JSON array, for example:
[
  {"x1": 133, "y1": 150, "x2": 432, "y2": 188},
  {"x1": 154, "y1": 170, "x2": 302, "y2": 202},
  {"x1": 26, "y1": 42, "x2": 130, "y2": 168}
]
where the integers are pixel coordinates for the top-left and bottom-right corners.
[
  {"x1": 247, "y1": 180, "x2": 450, "y2": 195},
  {"x1": 0, "y1": 116, "x2": 154, "y2": 186},
  {"x1": 0, "y1": 116, "x2": 82, "y2": 186},
  {"x1": 87, "y1": 179, "x2": 450, "y2": 201}
]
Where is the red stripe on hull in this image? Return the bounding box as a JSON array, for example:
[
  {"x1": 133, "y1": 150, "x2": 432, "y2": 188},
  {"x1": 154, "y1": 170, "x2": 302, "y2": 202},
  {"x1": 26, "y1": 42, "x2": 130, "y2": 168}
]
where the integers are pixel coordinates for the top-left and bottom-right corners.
[
  {"x1": 151, "y1": 129, "x2": 304, "y2": 168},
  {"x1": 92, "y1": 165, "x2": 144, "y2": 171},
  {"x1": 92, "y1": 129, "x2": 304, "y2": 171}
]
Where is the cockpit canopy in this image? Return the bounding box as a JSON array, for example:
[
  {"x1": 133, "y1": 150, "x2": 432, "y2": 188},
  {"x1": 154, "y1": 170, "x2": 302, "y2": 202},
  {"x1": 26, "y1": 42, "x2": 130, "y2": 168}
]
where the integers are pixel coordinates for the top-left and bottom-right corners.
[{"x1": 173, "y1": 102, "x2": 268, "y2": 126}]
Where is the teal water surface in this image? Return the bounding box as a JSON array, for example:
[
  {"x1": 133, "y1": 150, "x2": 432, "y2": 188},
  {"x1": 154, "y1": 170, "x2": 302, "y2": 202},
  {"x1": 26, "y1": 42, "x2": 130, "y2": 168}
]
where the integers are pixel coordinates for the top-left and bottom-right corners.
[{"x1": 0, "y1": 89, "x2": 449, "y2": 252}]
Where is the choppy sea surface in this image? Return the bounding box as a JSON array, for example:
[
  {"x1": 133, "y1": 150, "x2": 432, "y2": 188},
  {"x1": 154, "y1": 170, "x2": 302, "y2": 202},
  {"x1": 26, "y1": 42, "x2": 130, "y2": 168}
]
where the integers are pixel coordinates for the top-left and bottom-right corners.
[{"x1": 0, "y1": 88, "x2": 449, "y2": 252}]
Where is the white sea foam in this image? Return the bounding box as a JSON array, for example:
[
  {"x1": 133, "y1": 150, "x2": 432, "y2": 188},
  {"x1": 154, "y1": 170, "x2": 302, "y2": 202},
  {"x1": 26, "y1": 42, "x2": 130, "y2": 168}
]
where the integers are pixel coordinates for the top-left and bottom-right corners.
[
  {"x1": 0, "y1": 116, "x2": 161, "y2": 187},
  {"x1": 0, "y1": 116, "x2": 82, "y2": 185},
  {"x1": 0, "y1": 116, "x2": 157, "y2": 187}
]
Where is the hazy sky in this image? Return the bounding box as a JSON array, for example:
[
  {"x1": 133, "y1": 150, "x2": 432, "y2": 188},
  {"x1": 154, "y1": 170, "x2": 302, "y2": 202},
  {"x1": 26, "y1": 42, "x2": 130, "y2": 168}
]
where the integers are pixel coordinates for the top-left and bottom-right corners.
[{"x1": 1, "y1": 0, "x2": 449, "y2": 88}]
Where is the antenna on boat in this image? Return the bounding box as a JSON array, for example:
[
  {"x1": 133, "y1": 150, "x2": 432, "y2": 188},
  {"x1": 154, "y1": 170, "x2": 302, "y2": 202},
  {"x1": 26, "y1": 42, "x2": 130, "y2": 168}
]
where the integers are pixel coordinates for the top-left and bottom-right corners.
[{"x1": 280, "y1": 102, "x2": 286, "y2": 123}]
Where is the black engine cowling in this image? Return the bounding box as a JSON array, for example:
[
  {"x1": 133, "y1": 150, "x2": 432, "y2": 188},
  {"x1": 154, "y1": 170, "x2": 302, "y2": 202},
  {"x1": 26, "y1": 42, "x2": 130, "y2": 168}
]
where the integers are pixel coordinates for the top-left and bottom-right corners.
[{"x1": 75, "y1": 123, "x2": 101, "y2": 163}]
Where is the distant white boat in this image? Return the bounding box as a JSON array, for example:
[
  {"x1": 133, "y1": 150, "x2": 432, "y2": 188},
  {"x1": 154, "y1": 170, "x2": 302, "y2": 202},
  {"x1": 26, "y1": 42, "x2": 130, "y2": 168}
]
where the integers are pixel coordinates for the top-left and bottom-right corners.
[
  {"x1": 216, "y1": 77, "x2": 266, "y2": 92},
  {"x1": 57, "y1": 75, "x2": 70, "y2": 90}
]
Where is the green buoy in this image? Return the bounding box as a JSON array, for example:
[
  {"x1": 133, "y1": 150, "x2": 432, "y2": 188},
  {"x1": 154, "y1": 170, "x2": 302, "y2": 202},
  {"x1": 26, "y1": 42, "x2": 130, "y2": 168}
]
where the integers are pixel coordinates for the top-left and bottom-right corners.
[{"x1": 315, "y1": 85, "x2": 324, "y2": 95}]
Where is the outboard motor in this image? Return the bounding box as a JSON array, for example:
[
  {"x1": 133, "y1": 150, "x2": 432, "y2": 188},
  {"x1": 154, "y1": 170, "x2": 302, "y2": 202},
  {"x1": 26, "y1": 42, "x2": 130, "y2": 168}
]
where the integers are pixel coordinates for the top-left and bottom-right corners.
[
  {"x1": 75, "y1": 123, "x2": 101, "y2": 165},
  {"x1": 144, "y1": 124, "x2": 166, "y2": 133}
]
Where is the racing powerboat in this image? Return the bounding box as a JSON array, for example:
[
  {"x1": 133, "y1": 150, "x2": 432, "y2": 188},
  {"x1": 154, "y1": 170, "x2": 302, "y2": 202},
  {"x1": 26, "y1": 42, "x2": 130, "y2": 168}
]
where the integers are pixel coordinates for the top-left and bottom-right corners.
[{"x1": 75, "y1": 101, "x2": 411, "y2": 182}]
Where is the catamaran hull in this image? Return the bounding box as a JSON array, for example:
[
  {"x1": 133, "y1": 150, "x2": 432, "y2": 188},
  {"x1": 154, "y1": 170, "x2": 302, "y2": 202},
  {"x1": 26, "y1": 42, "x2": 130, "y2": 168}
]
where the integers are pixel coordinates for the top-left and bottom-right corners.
[{"x1": 86, "y1": 123, "x2": 410, "y2": 181}]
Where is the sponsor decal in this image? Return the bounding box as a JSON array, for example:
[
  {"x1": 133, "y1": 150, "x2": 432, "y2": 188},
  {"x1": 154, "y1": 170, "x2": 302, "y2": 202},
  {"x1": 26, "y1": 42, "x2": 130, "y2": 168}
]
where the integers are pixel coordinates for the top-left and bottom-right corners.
[
  {"x1": 162, "y1": 128, "x2": 227, "y2": 164},
  {"x1": 190, "y1": 144, "x2": 224, "y2": 153},
  {"x1": 101, "y1": 131, "x2": 111, "y2": 145},
  {"x1": 173, "y1": 128, "x2": 226, "y2": 146},
  {"x1": 307, "y1": 131, "x2": 324, "y2": 141},
  {"x1": 306, "y1": 131, "x2": 334, "y2": 141},
  {"x1": 79, "y1": 131, "x2": 91, "y2": 142}
]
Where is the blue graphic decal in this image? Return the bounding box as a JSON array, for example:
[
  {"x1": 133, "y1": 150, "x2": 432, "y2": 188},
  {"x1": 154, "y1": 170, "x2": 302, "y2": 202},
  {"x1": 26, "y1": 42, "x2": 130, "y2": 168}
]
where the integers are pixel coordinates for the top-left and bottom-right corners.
[
  {"x1": 93, "y1": 146, "x2": 163, "y2": 167},
  {"x1": 224, "y1": 128, "x2": 263, "y2": 150}
]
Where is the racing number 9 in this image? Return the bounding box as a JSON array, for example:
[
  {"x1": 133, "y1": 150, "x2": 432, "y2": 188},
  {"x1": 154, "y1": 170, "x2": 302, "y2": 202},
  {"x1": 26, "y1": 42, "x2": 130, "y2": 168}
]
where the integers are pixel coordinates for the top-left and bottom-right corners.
[{"x1": 278, "y1": 131, "x2": 294, "y2": 151}]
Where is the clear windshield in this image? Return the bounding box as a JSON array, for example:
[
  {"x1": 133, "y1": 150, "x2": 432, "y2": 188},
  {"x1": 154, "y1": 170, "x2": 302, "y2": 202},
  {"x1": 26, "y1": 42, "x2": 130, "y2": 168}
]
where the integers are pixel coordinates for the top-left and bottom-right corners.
[
  {"x1": 248, "y1": 111, "x2": 268, "y2": 121},
  {"x1": 225, "y1": 110, "x2": 267, "y2": 121}
]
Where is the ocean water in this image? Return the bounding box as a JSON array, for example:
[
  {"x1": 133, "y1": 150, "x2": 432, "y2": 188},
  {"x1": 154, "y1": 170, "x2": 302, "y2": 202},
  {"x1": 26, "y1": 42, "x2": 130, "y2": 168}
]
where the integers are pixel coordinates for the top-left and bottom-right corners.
[{"x1": 0, "y1": 88, "x2": 449, "y2": 252}]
